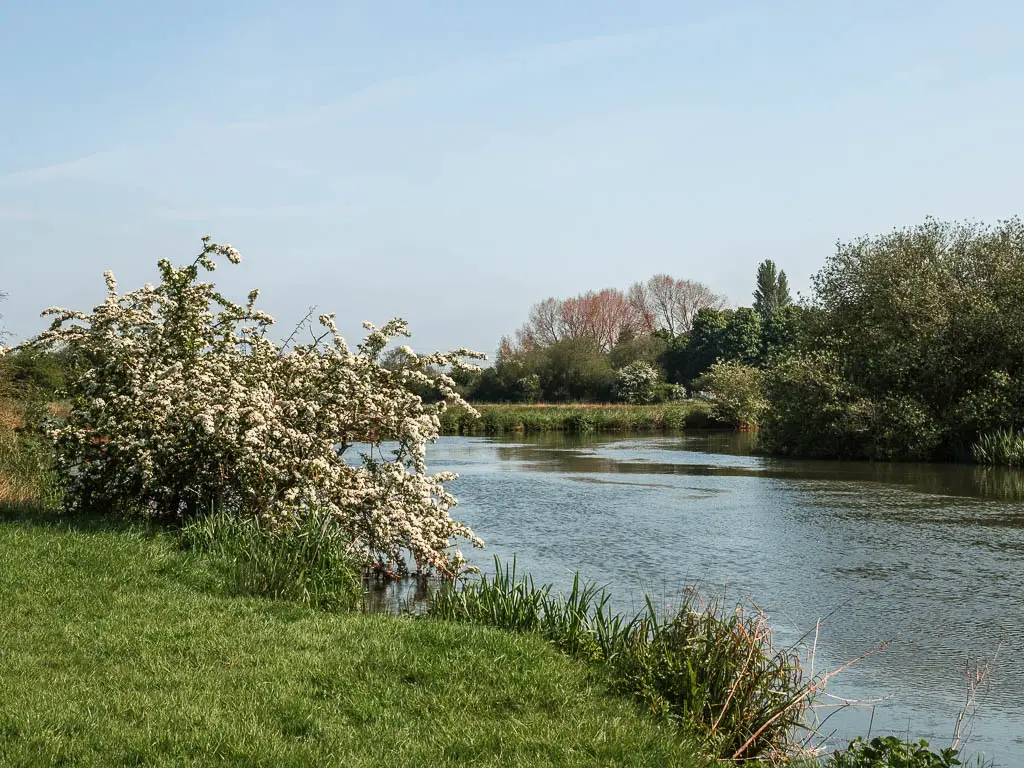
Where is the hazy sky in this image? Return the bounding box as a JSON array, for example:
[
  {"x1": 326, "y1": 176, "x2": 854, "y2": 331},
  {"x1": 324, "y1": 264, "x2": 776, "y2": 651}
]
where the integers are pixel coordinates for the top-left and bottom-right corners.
[{"x1": 2, "y1": 0, "x2": 1022, "y2": 356}]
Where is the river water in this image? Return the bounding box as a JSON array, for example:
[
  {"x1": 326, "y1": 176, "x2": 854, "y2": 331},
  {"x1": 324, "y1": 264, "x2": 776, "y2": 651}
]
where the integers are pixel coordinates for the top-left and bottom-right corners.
[{"x1": 422, "y1": 433, "x2": 1024, "y2": 765}]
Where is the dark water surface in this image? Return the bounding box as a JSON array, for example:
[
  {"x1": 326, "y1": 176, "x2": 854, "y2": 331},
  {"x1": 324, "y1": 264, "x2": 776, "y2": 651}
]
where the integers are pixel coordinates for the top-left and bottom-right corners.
[{"x1": 425, "y1": 433, "x2": 1024, "y2": 764}]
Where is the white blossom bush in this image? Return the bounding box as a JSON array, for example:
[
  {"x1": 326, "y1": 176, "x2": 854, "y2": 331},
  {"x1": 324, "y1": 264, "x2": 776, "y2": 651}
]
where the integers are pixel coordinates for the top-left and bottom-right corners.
[
  {"x1": 30, "y1": 238, "x2": 485, "y2": 576},
  {"x1": 696, "y1": 361, "x2": 767, "y2": 427},
  {"x1": 614, "y1": 361, "x2": 661, "y2": 404}
]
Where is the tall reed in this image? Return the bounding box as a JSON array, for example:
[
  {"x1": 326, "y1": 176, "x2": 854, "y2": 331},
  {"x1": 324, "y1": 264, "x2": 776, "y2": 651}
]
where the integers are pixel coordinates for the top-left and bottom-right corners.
[{"x1": 972, "y1": 428, "x2": 1024, "y2": 468}]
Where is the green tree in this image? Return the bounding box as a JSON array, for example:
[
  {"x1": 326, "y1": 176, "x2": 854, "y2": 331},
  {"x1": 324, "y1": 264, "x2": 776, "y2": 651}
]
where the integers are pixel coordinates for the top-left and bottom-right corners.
[
  {"x1": 760, "y1": 304, "x2": 807, "y2": 362},
  {"x1": 720, "y1": 307, "x2": 762, "y2": 366},
  {"x1": 752, "y1": 260, "x2": 792, "y2": 324},
  {"x1": 763, "y1": 217, "x2": 1024, "y2": 460},
  {"x1": 538, "y1": 338, "x2": 616, "y2": 401},
  {"x1": 609, "y1": 332, "x2": 668, "y2": 370},
  {"x1": 662, "y1": 308, "x2": 728, "y2": 385}
]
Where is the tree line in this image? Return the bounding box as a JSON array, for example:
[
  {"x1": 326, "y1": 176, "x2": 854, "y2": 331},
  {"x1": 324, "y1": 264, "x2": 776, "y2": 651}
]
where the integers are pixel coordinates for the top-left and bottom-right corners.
[
  {"x1": 6, "y1": 216, "x2": 1024, "y2": 463},
  {"x1": 461, "y1": 264, "x2": 799, "y2": 404},
  {"x1": 462, "y1": 217, "x2": 1024, "y2": 463}
]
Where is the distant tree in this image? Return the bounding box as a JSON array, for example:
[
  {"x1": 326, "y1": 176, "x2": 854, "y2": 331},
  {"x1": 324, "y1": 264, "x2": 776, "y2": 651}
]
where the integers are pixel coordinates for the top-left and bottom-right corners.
[
  {"x1": 760, "y1": 304, "x2": 807, "y2": 361},
  {"x1": 521, "y1": 297, "x2": 564, "y2": 346},
  {"x1": 752, "y1": 260, "x2": 792, "y2": 323},
  {"x1": 609, "y1": 331, "x2": 668, "y2": 370},
  {"x1": 518, "y1": 289, "x2": 644, "y2": 352},
  {"x1": 379, "y1": 346, "x2": 416, "y2": 370},
  {"x1": 720, "y1": 307, "x2": 762, "y2": 366},
  {"x1": 762, "y1": 217, "x2": 1024, "y2": 460},
  {"x1": 537, "y1": 338, "x2": 615, "y2": 401},
  {"x1": 630, "y1": 275, "x2": 725, "y2": 336}
]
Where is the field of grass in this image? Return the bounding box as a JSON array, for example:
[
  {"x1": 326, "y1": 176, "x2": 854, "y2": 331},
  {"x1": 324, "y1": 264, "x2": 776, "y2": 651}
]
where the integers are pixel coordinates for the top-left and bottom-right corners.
[
  {"x1": 440, "y1": 401, "x2": 719, "y2": 435},
  {"x1": 0, "y1": 511, "x2": 709, "y2": 767}
]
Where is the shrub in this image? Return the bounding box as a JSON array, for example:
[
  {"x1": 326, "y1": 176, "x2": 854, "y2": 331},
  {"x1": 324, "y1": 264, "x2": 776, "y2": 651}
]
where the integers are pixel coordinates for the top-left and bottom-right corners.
[
  {"x1": 695, "y1": 361, "x2": 767, "y2": 427},
  {"x1": 760, "y1": 352, "x2": 871, "y2": 458},
  {"x1": 564, "y1": 411, "x2": 596, "y2": 432},
  {"x1": 863, "y1": 395, "x2": 943, "y2": 461},
  {"x1": 825, "y1": 736, "x2": 964, "y2": 768},
  {"x1": 614, "y1": 361, "x2": 662, "y2": 404},
  {"x1": 27, "y1": 239, "x2": 484, "y2": 576},
  {"x1": 182, "y1": 510, "x2": 363, "y2": 612},
  {"x1": 661, "y1": 383, "x2": 688, "y2": 402}
]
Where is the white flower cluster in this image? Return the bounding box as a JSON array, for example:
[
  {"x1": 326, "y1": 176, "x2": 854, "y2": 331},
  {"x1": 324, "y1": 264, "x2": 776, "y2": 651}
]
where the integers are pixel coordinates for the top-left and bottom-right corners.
[{"x1": 31, "y1": 239, "x2": 485, "y2": 576}]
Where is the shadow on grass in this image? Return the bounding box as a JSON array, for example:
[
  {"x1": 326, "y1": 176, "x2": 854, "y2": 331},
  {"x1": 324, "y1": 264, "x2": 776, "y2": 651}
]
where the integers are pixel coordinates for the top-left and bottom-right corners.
[{"x1": 0, "y1": 499, "x2": 167, "y2": 537}]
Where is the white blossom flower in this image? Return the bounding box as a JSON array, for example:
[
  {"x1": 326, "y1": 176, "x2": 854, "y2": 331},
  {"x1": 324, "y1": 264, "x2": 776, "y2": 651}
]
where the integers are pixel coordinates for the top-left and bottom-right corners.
[{"x1": 26, "y1": 238, "x2": 484, "y2": 576}]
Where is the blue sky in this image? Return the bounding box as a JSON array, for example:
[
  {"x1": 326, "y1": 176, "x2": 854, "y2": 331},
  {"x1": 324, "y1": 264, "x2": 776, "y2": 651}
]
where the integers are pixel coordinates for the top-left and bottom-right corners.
[{"x1": 2, "y1": 0, "x2": 1022, "y2": 355}]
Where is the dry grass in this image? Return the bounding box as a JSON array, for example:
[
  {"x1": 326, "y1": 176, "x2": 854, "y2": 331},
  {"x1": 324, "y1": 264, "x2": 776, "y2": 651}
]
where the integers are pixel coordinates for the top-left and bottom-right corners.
[
  {"x1": 0, "y1": 398, "x2": 55, "y2": 506},
  {"x1": 0, "y1": 397, "x2": 23, "y2": 431}
]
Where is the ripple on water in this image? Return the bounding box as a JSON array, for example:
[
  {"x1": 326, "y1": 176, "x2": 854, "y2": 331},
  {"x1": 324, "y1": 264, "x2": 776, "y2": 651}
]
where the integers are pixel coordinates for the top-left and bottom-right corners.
[{"x1": 427, "y1": 434, "x2": 1024, "y2": 766}]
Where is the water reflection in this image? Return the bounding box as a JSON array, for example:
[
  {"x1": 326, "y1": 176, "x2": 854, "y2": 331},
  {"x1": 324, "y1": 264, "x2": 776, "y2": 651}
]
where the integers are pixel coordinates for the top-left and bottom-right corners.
[
  {"x1": 488, "y1": 432, "x2": 1024, "y2": 503},
  {"x1": 425, "y1": 433, "x2": 1024, "y2": 766}
]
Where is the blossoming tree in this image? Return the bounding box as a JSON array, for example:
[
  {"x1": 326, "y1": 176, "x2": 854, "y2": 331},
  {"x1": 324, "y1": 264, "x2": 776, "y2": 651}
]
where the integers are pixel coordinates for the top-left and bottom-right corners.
[{"x1": 31, "y1": 238, "x2": 484, "y2": 575}]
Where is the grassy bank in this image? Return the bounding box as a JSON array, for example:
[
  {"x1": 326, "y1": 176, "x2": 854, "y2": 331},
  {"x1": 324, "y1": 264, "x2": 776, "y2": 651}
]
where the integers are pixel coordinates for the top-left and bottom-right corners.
[
  {"x1": 0, "y1": 512, "x2": 708, "y2": 767},
  {"x1": 440, "y1": 401, "x2": 718, "y2": 435}
]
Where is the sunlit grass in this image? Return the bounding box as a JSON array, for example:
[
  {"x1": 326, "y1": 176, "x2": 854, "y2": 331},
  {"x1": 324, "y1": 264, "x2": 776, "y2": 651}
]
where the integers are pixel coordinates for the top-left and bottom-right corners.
[
  {"x1": 430, "y1": 556, "x2": 814, "y2": 763},
  {"x1": 0, "y1": 516, "x2": 709, "y2": 767}
]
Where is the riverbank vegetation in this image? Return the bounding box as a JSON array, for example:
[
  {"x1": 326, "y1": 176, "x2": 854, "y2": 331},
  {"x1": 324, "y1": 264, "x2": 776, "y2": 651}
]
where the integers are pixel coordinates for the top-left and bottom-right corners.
[
  {"x1": 0, "y1": 239, "x2": 997, "y2": 765},
  {"x1": 463, "y1": 217, "x2": 1024, "y2": 465},
  {"x1": 439, "y1": 402, "x2": 716, "y2": 434},
  {"x1": 430, "y1": 557, "x2": 816, "y2": 763}
]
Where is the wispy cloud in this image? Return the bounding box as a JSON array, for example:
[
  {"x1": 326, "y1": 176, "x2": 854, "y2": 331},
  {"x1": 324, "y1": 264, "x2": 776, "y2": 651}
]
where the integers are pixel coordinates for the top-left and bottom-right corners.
[
  {"x1": 153, "y1": 203, "x2": 342, "y2": 221},
  {"x1": 0, "y1": 149, "x2": 135, "y2": 187},
  {"x1": 307, "y1": 22, "x2": 718, "y2": 122},
  {"x1": 0, "y1": 18, "x2": 725, "y2": 208}
]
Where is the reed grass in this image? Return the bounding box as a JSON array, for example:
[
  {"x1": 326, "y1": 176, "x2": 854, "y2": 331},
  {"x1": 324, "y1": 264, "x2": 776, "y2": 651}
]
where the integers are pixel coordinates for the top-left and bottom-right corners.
[
  {"x1": 972, "y1": 427, "x2": 1024, "y2": 468},
  {"x1": 0, "y1": 400, "x2": 58, "y2": 507},
  {"x1": 440, "y1": 402, "x2": 717, "y2": 435},
  {"x1": 429, "y1": 556, "x2": 815, "y2": 762}
]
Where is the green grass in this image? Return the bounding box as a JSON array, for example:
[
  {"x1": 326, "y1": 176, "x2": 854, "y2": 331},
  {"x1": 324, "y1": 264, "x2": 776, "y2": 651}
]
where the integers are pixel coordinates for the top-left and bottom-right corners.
[
  {"x1": 440, "y1": 402, "x2": 718, "y2": 435},
  {"x1": 0, "y1": 512, "x2": 709, "y2": 767},
  {"x1": 430, "y1": 556, "x2": 814, "y2": 763},
  {"x1": 181, "y1": 509, "x2": 364, "y2": 612}
]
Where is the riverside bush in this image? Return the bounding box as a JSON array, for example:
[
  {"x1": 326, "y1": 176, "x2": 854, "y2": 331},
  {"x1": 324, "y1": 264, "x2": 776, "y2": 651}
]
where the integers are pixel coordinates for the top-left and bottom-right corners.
[
  {"x1": 614, "y1": 361, "x2": 661, "y2": 404},
  {"x1": 825, "y1": 736, "x2": 965, "y2": 768},
  {"x1": 28, "y1": 239, "x2": 484, "y2": 576},
  {"x1": 430, "y1": 557, "x2": 815, "y2": 763},
  {"x1": 695, "y1": 361, "x2": 767, "y2": 427}
]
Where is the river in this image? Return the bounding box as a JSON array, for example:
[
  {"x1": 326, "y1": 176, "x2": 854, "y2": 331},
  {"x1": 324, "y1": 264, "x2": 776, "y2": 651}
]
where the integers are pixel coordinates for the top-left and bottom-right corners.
[{"x1": 419, "y1": 432, "x2": 1023, "y2": 765}]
